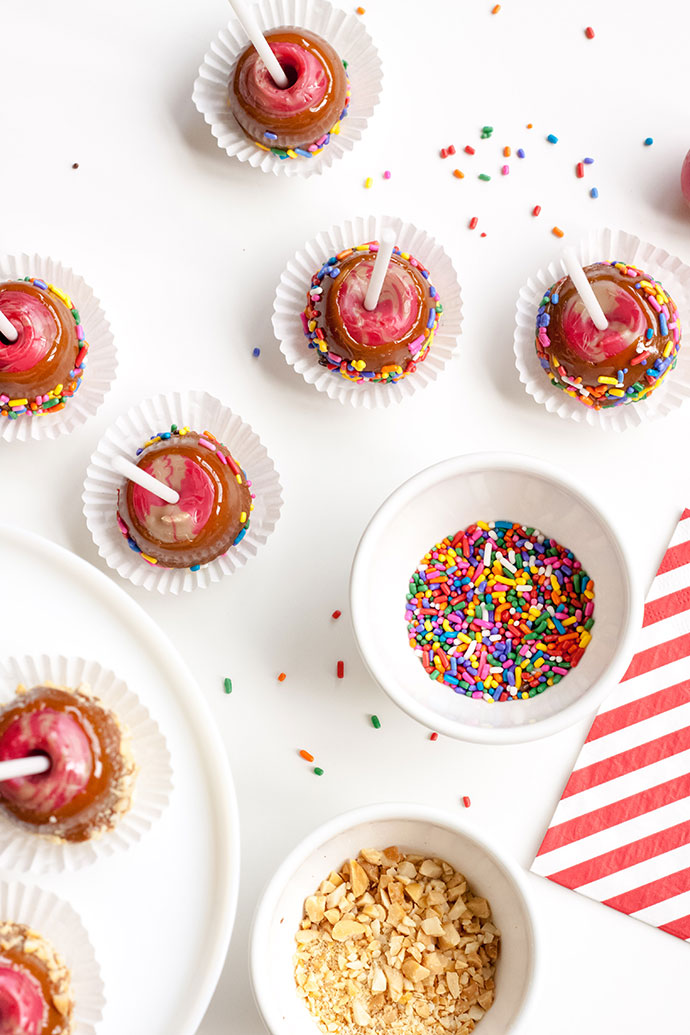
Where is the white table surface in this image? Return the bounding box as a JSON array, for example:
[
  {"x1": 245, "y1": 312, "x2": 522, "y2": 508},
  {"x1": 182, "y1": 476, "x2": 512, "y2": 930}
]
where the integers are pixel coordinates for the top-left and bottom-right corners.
[{"x1": 2, "y1": 0, "x2": 689, "y2": 1031}]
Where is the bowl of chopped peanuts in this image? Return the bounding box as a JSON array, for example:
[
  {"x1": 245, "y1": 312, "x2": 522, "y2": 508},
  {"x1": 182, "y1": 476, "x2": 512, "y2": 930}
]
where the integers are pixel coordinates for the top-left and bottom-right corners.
[{"x1": 250, "y1": 802, "x2": 538, "y2": 1035}]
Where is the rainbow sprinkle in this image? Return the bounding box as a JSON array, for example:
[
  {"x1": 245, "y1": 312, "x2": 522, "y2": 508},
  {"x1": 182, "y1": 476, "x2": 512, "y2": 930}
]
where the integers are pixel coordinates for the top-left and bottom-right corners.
[
  {"x1": 0, "y1": 278, "x2": 88, "y2": 420},
  {"x1": 116, "y1": 425, "x2": 253, "y2": 570},
  {"x1": 535, "y1": 262, "x2": 682, "y2": 408},
  {"x1": 253, "y1": 71, "x2": 350, "y2": 161},
  {"x1": 302, "y1": 243, "x2": 442, "y2": 384},
  {"x1": 405, "y1": 521, "x2": 594, "y2": 702}
]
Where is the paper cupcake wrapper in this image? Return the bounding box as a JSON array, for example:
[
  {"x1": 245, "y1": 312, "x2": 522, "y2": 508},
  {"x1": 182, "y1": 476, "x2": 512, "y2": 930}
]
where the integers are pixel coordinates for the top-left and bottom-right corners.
[
  {"x1": 0, "y1": 253, "x2": 117, "y2": 443},
  {"x1": 273, "y1": 215, "x2": 463, "y2": 408},
  {"x1": 0, "y1": 654, "x2": 173, "y2": 874},
  {"x1": 83, "y1": 390, "x2": 283, "y2": 594},
  {"x1": 0, "y1": 880, "x2": 105, "y2": 1034},
  {"x1": 192, "y1": 0, "x2": 382, "y2": 178},
  {"x1": 514, "y1": 227, "x2": 690, "y2": 431}
]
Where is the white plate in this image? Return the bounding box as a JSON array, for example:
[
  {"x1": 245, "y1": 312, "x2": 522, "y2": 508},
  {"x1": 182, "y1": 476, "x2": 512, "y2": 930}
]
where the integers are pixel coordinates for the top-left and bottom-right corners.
[{"x1": 0, "y1": 524, "x2": 240, "y2": 1035}]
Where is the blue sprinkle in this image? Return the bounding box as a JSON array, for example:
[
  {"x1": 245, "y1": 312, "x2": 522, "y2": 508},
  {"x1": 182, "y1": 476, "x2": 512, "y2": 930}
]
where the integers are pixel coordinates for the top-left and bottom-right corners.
[
  {"x1": 34, "y1": 279, "x2": 48, "y2": 290},
  {"x1": 660, "y1": 314, "x2": 668, "y2": 335},
  {"x1": 294, "y1": 148, "x2": 311, "y2": 157},
  {"x1": 517, "y1": 148, "x2": 525, "y2": 158},
  {"x1": 550, "y1": 292, "x2": 559, "y2": 304},
  {"x1": 646, "y1": 328, "x2": 654, "y2": 339},
  {"x1": 263, "y1": 131, "x2": 278, "y2": 141},
  {"x1": 426, "y1": 307, "x2": 436, "y2": 329},
  {"x1": 590, "y1": 187, "x2": 599, "y2": 198},
  {"x1": 547, "y1": 133, "x2": 558, "y2": 144},
  {"x1": 328, "y1": 267, "x2": 340, "y2": 278},
  {"x1": 190, "y1": 564, "x2": 201, "y2": 572},
  {"x1": 162, "y1": 432, "x2": 171, "y2": 439},
  {"x1": 233, "y1": 526, "x2": 248, "y2": 546},
  {"x1": 253, "y1": 347, "x2": 261, "y2": 357},
  {"x1": 644, "y1": 137, "x2": 654, "y2": 146},
  {"x1": 583, "y1": 157, "x2": 594, "y2": 165}
]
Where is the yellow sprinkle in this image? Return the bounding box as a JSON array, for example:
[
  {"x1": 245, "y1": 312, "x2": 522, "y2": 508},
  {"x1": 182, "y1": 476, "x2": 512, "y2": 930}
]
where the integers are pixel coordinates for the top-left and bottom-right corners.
[
  {"x1": 286, "y1": 149, "x2": 298, "y2": 159},
  {"x1": 236, "y1": 474, "x2": 242, "y2": 483},
  {"x1": 254, "y1": 142, "x2": 270, "y2": 151},
  {"x1": 477, "y1": 521, "x2": 490, "y2": 531},
  {"x1": 579, "y1": 631, "x2": 592, "y2": 648},
  {"x1": 400, "y1": 252, "x2": 411, "y2": 260},
  {"x1": 47, "y1": 284, "x2": 71, "y2": 306},
  {"x1": 331, "y1": 123, "x2": 341, "y2": 135},
  {"x1": 515, "y1": 667, "x2": 522, "y2": 689},
  {"x1": 318, "y1": 342, "x2": 328, "y2": 352},
  {"x1": 597, "y1": 376, "x2": 618, "y2": 385},
  {"x1": 140, "y1": 553, "x2": 158, "y2": 565},
  {"x1": 663, "y1": 341, "x2": 673, "y2": 358},
  {"x1": 364, "y1": 177, "x2": 373, "y2": 188},
  {"x1": 352, "y1": 359, "x2": 367, "y2": 371},
  {"x1": 607, "y1": 388, "x2": 625, "y2": 397},
  {"x1": 240, "y1": 512, "x2": 247, "y2": 523},
  {"x1": 8, "y1": 399, "x2": 28, "y2": 406}
]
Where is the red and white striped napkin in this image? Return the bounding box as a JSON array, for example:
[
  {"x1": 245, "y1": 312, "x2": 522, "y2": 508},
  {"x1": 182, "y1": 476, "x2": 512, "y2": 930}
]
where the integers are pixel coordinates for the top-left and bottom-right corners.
[{"x1": 531, "y1": 509, "x2": 690, "y2": 942}]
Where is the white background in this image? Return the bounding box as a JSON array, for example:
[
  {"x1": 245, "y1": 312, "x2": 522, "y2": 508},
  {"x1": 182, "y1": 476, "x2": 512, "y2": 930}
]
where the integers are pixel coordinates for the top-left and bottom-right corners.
[{"x1": 1, "y1": 0, "x2": 689, "y2": 1031}]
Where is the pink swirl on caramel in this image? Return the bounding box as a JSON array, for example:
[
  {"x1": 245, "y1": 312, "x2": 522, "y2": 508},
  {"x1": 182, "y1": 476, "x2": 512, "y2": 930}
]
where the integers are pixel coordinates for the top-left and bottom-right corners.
[
  {"x1": 560, "y1": 279, "x2": 646, "y2": 363},
  {"x1": 0, "y1": 291, "x2": 57, "y2": 373},
  {"x1": 236, "y1": 41, "x2": 329, "y2": 116},
  {"x1": 131, "y1": 454, "x2": 215, "y2": 544},
  {"x1": 336, "y1": 258, "x2": 421, "y2": 346},
  {"x1": 0, "y1": 710, "x2": 93, "y2": 815},
  {"x1": 0, "y1": 965, "x2": 45, "y2": 1035}
]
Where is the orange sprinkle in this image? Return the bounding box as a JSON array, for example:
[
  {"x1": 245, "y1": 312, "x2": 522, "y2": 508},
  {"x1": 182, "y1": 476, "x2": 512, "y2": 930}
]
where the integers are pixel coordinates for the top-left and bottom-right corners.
[
  {"x1": 526, "y1": 123, "x2": 533, "y2": 129},
  {"x1": 503, "y1": 146, "x2": 511, "y2": 157},
  {"x1": 299, "y1": 749, "x2": 314, "y2": 762},
  {"x1": 452, "y1": 169, "x2": 464, "y2": 179},
  {"x1": 356, "y1": 5, "x2": 365, "y2": 12},
  {"x1": 551, "y1": 226, "x2": 565, "y2": 238},
  {"x1": 277, "y1": 672, "x2": 287, "y2": 682},
  {"x1": 491, "y1": 3, "x2": 501, "y2": 11}
]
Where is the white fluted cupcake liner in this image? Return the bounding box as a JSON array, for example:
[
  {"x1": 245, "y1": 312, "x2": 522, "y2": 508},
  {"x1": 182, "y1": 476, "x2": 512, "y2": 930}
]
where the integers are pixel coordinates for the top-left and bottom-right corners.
[
  {"x1": 0, "y1": 253, "x2": 116, "y2": 443},
  {"x1": 83, "y1": 390, "x2": 283, "y2": 594},
  {"x1": 0, "y1": 655, "x2": 173, "y2": 874},
  {"x1": 192, "y1": 0, "x2": 382, "y2": 178},
  {"x1": 514, "y1": 227, "x2": 690, "y2": 431},
  {"x1": 0, "y1": 881, "x2": 104, "y2": 1034},
  {"x1": 273, "y1": 215, "x2": 463, "y2": 408}
]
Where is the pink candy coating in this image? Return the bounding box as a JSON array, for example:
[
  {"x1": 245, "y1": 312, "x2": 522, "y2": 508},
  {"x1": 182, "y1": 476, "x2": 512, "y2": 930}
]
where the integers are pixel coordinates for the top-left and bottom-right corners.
[
  {"x1": 560, "y1": 279, "x2": 646, "y2": 362},
  {"x1": 131, "y1": 454, "x2": 214, "y2": 544},
  {"x1": 0, "y1": 709, "x2": 93, "y2": 814},
  {"x1": 0, "y1": 965, "x2": 45, "y2": 1035},
  {"x1": 0, "y1": 291, "x2": 56, "y2": 373},
  {"x1": 337, "y1": 258, "x2": 421, "y2": 346},
  {"x1": 236, "y1": 41, "x2": 328, "y2": 117}
]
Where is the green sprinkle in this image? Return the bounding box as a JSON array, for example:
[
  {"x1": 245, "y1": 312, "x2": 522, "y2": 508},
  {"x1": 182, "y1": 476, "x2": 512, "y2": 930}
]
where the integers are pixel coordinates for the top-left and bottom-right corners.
[
  {"x1": 71, "y1": 308, "x2": 80, "y2": 322},
  {"x1": 170, "y1": 423, "x2": 178, "y2": 433},
  {"x1": 223, "y1": 677, "x2": 232, "y2": 694},
  {"x1": 42, "y1": 398, "x2": 61, "y2": 409},
  {"x1": 371, "y1": 715, "x2": 381, "y2": 729},
  {"x1": 478, "y1": 173, "x2": 491, "y2": 181},
  {"x1": 314, "y1": 767, "x2": 324, "y2": 776}
]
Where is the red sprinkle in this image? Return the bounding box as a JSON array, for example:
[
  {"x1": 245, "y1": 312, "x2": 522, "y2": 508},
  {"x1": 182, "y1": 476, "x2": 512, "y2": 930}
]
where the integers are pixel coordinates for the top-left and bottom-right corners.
[
  {"x1": 440, "y1": 148, "x2": 448, "y2": 158},
  {"x1": 299, "y1": 749, "x2": 314, "y2": 762},
  {"x1": 331, "y1": 610, "x2": 342, "y2": 620},
  {"x1": 469, "y1": 217, "x2": 478, "y2": 229},
  {"x1": 480, "y1": 232, "x2": 487, "y2": 238},
  {"x1": 576, "y1": 162, "x2": 584, "y2": 178},
  {"x1": 532, "y1": 204, "x2": 541, "y2": 217},
  {"x1": 462, "y1": 796, "x2": 472, "y2": 808},
  {"x1": 430, "y1": 732, "x2": 439, "y2": 742},
  {"x1": 585, "y1": 26, "x2": 595, "y2": 38},
  {"x1": 277, "y1": 672, "x2": 287, "y2": 682},
  {"x1": 448, "y1": 144, "x2": 456, "y2": 156},
  {"x1": 464, "y1": 145, "x2": 475, "y2": 155},
  {"x1": 337, "y1": 661, "x2": 345, "y2": 678}
]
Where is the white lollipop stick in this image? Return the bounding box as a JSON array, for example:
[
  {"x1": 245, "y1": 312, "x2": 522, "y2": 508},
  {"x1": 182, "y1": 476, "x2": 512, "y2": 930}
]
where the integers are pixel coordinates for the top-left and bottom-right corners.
[
  {"x1": 0, "y1": 310, "x2": 18, "y2": 343},
  {"x1": 0, "y1": 755, "x2": 51, "y2": 781},
  {"x1": 562, "y1": 248, "x2": 609, "y2": 331},
  {"x1": 111, "y1": 454, "x2": 180, "y2": 505},
  {"x1": 364, "y1": 229, "x2": 397, "y2": 312},
  {"x1": 228, "y1": 0, "x2": 289, "y2": 88}
]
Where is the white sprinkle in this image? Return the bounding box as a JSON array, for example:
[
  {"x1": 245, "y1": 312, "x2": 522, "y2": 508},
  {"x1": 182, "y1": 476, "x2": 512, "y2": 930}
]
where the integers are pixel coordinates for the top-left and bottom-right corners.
[
  {"x1": 483, "y1": 542, "x2": 492, "y2": 568},
  {"x1": 463, "y1": 641, "x2": 477, "y2": 660}
]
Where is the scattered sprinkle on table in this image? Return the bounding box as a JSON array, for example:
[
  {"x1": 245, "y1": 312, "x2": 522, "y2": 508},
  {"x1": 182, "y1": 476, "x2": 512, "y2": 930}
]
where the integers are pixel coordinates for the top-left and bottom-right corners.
[
  {"x1": 492, "y1": 3, "x2": 501, "y2": 12},
  {"x1": 356, "y1": 5, "x2": 365, "y2": 12},
  {"x1": 252, "y1": 347, "x2": 260, "y2": 357},
  {"x1": 469, "y1": 216, "x2": 478, "y2": 230},
  {"x1": 480, "y1": 232, "x2": 487, "y2": 238},
  {"x1": 480, "y1": 125, "x2": 494, "y2": 139},
  {"x1": 405, "y1": 521, "x2": 594, "y2": 702},
  {"x1": 464, "y1": 145, "x2": 475, "y2": 155},
  {"x1": 501, "y1": 165, "x2": 509, "y2": 175},
  {"x1": 644, "y1": 137, "x2": 654, "y2": 146},
  {"x1": 440, "y1": 148, "x2": 448, "y2": 158},
  {"x1": 336, "y1": 660, "x2": 345, "y2": 679},
  {"x1": 517, "y1": 148, "x2": 525, "y2": 158},
  {"x1": 71, "y1": 162, "x2": 79, "y2": 169},
  {"x1": 313, "y1": 767, "x2": 324, "y2": 776},
  {"x1": 370, "y1": 715, "x2": 381, "y2": 729},
  {"x1": 430, "y1": 731, "x2": 439, "y2": 741},
  {"x1": 576, "y1": 162, "x2": 584, "y2": 178},
  {"x1": 526, "y1": 123, "x2": 533, "y2": 129},
  {"x1": 585, "y1": 26, "x2": 595, "y2": 38},
  {"x1": 547, "y1": 133, "x2": 558, "y2": 144},
  {"x1": 331, "y1": 609, "x2": 342, "y2": 620},
  {"x1": 479, "y1": 173, "x2": 491, "y2": 181},
  {"x1": 552, "y1": 226, "x2": 564, "y2": 238},
  {"x1": 503, "y1": 146, "x2": 511, "y2": 157},
  {"x1": 364, "y1": 176, "x2": 373, "y2": 188},
  {"x1": 532, "y1": 204, "x2": 541, "y2": 216},
  {"x1": 223, "y1": 677, "x2": 233, "y2": 694},
  {"x1": 452, "y1": 169, "x2": 464, "y2": 179},
  {"x1": 278, "y1": 672, "x2": 287, "y2": 682},
  {"x1": 383, "y1": 170, "x2": 391, "y2": 179},
  {"x1": 584, "y1": 156, "x2": 594, "y2": 164},
  {"x1": 590, "y1": 187, "x2": 599, "y2": 199},
  {"x1": 299, "y1": 749, "x2": 314, "y2": 762},
  {"x1": 462, "y1": 796, "x2": 472, "y2": 808}
]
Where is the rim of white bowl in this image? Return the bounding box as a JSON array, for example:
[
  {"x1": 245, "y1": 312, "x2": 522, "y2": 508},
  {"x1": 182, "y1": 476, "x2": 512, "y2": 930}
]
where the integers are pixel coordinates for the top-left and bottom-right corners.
[
  {"x1": 349, "y1": 452, "x2": 644, "y2": 745},
  {"x1": 250, "y1": 801, "x2": 539, "y2": 1035}
]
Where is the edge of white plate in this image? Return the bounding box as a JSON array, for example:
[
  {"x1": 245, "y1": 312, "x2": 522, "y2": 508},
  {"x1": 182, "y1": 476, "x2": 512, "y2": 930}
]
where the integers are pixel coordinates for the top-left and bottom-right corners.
[{"x1": 0, "y1": 523, "x2": 240, "y2": 1035}]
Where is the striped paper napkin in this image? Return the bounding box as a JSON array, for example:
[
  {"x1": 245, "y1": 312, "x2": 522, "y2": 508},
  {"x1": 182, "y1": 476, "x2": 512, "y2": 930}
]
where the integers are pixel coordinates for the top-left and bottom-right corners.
[{"x1": 531, "y1": 510, "x2": 690, "y2": 942}]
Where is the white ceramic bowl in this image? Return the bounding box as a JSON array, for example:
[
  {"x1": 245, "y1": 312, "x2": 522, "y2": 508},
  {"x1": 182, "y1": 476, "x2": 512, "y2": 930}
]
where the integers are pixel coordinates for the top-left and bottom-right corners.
[
  {"x1": 350, "y1": 453, "x2": 642, "y2": 744},
  {"x1": 251, "y1": 803, "x2": 538, "y2": 1035}
]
